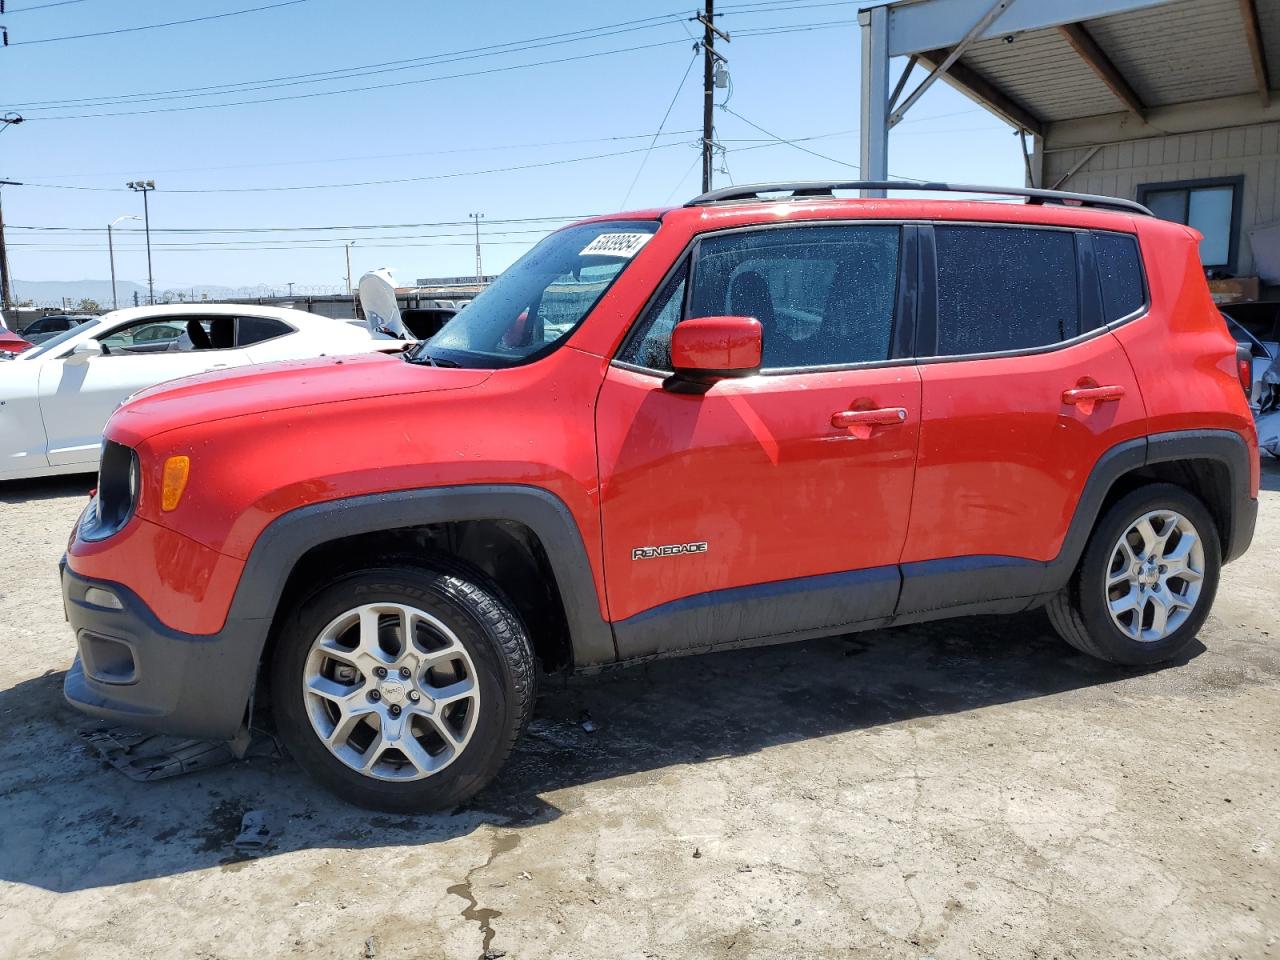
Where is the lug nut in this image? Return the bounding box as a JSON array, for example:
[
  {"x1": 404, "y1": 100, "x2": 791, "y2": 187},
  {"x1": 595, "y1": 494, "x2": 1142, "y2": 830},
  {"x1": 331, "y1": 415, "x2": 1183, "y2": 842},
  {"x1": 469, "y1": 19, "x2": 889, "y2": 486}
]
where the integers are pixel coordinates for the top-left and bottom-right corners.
[
  {"x1": 389, "y1": 705, "x2": 401, "y2": 717},
  {"x1": 408, "y1": 690, "x2": 420, "y2": 703},
  {"x1": 369, "y1": 690, "x2": 381, "y2": 702},
  {"x1": 399, "y1": 667, "x2": 411, "y2": 679},
  {"x1": 374, "y1": 666, "x2": 387, "y2": 679}
]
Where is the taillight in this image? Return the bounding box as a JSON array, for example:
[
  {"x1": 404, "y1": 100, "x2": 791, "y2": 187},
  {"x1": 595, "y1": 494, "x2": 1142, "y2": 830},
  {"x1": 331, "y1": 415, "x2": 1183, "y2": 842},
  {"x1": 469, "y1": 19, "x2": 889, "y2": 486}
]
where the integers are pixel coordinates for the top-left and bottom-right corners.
[{"x1": 1236, "y1": 344, "x2": 1253, "y2": 396}]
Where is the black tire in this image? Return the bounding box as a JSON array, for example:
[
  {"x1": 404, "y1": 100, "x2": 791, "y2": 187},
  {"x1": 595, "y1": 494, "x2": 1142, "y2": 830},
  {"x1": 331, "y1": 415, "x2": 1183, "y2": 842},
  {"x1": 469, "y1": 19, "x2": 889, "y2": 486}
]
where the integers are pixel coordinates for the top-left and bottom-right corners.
[
  {"x1": 270, "y1": 564, "x2": 536, "y2": 813},
  {"x1": 1047, "y1": 483, "x2": 1221, "y2": 665}
]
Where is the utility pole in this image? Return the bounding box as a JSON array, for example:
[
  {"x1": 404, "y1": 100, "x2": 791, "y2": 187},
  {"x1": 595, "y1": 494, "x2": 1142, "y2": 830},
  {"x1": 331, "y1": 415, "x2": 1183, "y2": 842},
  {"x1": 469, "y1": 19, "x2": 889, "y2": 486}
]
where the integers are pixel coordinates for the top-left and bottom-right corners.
[
  {"x1": 0, "y1": 180, "x2": 18, "y2": 317},
  {"x1": 107, "y1": 214, "x2": 141, "y2": 311},
  {"x1": 287, "y1": 281, "x2": 295, "y2": 297},
  {"x1": 345, "y1": 241, "x2": 357, "y2": 318},
  {"x1": 127, "y1": 180, "x2": 156, "y2": 305},
  {"x1": 469, "y1": 212, "x2": 484, "y2": 283},
  {"x1": 697, "y1": 2, "x2": 730, "y2": 194}
]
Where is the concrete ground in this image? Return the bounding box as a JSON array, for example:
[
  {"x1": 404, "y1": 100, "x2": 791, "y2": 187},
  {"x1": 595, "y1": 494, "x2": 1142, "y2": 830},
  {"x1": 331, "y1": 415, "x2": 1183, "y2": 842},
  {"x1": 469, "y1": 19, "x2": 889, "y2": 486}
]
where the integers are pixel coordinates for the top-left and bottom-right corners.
[{"x1": 0, "y1": 466, "x2": 1277, "y2": 960}]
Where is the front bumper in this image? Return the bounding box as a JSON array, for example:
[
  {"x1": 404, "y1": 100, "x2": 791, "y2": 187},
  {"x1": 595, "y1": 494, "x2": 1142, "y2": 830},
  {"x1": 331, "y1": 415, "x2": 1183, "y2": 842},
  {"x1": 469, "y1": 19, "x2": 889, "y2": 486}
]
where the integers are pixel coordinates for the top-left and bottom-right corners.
[{"x1": 61, "y1": 560, "x2": 266, "y2": 740}]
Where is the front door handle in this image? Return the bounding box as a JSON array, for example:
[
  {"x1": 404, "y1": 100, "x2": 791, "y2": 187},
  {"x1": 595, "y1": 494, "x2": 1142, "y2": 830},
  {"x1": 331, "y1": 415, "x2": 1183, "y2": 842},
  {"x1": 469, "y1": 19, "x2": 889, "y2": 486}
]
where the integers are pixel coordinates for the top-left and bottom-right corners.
[
  {"x1": 831, "y1": 407, "x2": 908, "y2": 439},
  {"x1": 1063, "y1": 384, "x2": 1124, "y2": 415},
  {"x1": 831, "y1": 407, "x2": 908, "y2": 429}
]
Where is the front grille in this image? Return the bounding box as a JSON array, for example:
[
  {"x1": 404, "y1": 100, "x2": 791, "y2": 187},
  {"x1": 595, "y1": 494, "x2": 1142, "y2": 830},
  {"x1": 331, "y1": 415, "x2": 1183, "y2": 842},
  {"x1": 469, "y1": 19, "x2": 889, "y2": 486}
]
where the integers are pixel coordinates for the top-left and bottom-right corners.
[{"x1": 85, "y1": 441, "x2": 138, "y2": 541}]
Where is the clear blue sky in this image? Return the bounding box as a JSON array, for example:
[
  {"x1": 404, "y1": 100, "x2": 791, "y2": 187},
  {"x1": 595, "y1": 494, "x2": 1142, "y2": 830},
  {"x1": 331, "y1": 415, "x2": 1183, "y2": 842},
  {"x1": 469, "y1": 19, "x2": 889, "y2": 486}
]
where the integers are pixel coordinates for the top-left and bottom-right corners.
[{"x1": 0, "y1": 0, "x2": 1022, "y2": 294}]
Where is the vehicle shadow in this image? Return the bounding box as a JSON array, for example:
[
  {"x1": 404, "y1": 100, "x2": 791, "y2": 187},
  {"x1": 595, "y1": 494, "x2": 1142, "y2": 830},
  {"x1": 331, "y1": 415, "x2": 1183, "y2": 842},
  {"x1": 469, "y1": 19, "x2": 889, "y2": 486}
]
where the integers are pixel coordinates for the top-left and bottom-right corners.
[
  {"x1": 0, "y1": 473, "x2": 95, "y2": 503},
  {"x1": 0, "y1": 611, "x2": 1201, "y2": 893}
]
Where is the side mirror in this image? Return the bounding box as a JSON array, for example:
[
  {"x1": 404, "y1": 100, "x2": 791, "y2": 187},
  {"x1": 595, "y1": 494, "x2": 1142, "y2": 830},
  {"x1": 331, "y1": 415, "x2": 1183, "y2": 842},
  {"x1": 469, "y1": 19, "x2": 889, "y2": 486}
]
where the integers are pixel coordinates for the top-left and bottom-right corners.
[
  {"x1": 667, "y1": 316, "x2": 762, "y2": 389},
  {"x1": 65, "y1": 339, "x2": 104, "y2": 363}
]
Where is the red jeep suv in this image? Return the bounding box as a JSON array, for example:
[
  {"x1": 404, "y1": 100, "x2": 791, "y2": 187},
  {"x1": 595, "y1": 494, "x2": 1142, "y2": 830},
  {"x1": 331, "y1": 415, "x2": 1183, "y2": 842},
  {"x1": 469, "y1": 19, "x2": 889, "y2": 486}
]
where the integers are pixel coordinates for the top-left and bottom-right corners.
[{"x1": 61, "y1": 181, "x2": 1260, "y2": 811}]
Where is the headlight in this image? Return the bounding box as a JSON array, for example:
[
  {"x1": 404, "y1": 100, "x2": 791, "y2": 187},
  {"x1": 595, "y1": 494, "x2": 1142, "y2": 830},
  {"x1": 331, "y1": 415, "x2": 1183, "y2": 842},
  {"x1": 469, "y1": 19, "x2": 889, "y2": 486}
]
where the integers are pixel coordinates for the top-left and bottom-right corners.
[{"x1": 82, "y1": 440, "x2": 139, "y2": 541}]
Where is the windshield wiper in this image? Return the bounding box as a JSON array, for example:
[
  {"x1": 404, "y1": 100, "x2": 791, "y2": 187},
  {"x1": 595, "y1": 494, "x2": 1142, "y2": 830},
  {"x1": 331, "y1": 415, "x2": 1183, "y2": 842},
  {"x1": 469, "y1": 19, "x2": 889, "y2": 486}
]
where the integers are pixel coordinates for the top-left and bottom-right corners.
[{"x1": 402, "y1": 349, "x2": 458, "y2": 367}]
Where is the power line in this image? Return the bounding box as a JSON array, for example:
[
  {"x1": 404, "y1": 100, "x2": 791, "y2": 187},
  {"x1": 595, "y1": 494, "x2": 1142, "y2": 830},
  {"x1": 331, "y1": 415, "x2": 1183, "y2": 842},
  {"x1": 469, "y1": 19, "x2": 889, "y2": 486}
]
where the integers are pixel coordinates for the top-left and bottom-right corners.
[
  {"x1": 6, "y1": 0, "x2": 314, "y2": 46},
  {"x1": 6, "y1": 14, "x2": 687, "y2": 110},
  {"x1": 721, "y1": 105, "x2": 858, "y2": 169},
  {"x1": 6, "y1": 215, "x2": 595, "y2": 235},
  {"x1": 17, "y1": 37, "x2": 691, "y2": 120},
  {"x1": 5, "y1": 0, "x2": 98, "y2": 11},
  {"x1": 19, "y1": 140, "x2": 695, "y2": 193},
  {"x1": 621, "y1": 49, "x2": 700, "y2": 209},
  {"x1": 1, "y1": 129, "x2": 701, "y2": 180},
  {"x1": 7, "y1": 14, "x2": 860, "y2": 120}
]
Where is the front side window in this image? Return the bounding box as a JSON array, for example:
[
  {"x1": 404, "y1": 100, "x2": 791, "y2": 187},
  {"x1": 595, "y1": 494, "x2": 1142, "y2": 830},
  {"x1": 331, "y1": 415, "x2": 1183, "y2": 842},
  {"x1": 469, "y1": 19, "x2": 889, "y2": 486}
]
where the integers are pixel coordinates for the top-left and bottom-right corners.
[
  {"x1": 933, "y1": 226, "x2": 1079, "y2": 356},
  {"x1": 419, "y1": 220, "x2": 659, "y2": 368},
  {"x1": 691, "y1": 225, "x2": 900, "y2": 371},
  {"x1": 618, "y1": 224, "x2": 901, "y2": 373},
  {"x1": 1139, "y1": 177, "x2": 1240, "y2": 270}
]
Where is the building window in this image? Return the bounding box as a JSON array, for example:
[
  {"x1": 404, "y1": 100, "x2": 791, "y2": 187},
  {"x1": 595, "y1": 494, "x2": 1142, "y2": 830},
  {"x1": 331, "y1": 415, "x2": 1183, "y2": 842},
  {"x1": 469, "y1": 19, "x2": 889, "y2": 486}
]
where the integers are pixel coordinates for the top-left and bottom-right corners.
[{"x1": 1138, "y1": 176, "x2": 1243, "y2": 273}]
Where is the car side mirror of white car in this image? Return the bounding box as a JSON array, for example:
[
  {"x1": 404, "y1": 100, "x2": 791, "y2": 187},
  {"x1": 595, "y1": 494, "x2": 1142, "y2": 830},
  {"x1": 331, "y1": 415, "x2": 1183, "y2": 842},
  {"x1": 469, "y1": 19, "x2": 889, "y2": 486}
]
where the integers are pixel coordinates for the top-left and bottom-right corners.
[{"x1": 65, "y1": 339, "x2": 104, "y2": 364}]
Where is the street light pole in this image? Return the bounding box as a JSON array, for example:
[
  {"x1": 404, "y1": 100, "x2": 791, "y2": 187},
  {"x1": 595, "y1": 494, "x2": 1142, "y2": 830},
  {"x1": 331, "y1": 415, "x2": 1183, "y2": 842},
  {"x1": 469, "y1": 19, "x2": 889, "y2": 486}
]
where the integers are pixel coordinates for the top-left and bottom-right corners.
[
  {"x1": 469, "y1": 212, "x2": 484, "y2": 284},
  {"x1": 127, "y1": 180, "x2": 156, "y2": 304},
  {"x1": 107, "y1": 215, "x2": 141, "y2": 311},
  {"x1": 0, "y1": 180, "x2": 20, "y2": 317}
]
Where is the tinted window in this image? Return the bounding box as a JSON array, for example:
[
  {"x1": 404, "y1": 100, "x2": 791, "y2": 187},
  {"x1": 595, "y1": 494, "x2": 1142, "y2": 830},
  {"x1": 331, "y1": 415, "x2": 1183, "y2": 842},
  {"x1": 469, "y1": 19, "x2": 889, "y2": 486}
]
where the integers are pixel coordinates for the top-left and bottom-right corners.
[
  {"x1": 1093, "y1": 232, "x2": 1145, "y2": 323},
  {"x1": 236, "y1": 315, "x2": 292, "y2": 346},
  {"x1": 617, "y1": 262, "x2": 688, "y2": 370},
  {"x1": 934, "y1": 226, "x2": 1078, "y2": 355},
  {"x1": 686, "y1": 225, "x2": 899, "y2": 370}
]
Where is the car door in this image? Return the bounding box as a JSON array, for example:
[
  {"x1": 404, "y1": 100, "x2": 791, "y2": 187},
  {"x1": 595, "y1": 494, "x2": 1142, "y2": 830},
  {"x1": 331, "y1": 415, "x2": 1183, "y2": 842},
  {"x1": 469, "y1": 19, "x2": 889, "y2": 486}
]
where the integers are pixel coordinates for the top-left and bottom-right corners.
[
  {"x1": 596, "y1": 222, "x2": 921, "y2": 659},
  {"x1": 897, "y1": 224, "x2": 1148, "y2": 613},
  {"x1": 37, "y1": 315, "x2": 254, "y2": 469},
  {"x1": 0, "y1": 359, "x2": 51, "y2": 479}
]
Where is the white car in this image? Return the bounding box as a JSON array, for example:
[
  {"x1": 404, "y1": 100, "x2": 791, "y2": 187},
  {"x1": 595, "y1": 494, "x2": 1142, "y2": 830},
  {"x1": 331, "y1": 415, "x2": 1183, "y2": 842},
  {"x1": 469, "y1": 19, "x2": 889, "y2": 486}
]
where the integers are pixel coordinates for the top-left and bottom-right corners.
[{"x1": 0, "y1": 303, "x2": 391, "y2": 481}]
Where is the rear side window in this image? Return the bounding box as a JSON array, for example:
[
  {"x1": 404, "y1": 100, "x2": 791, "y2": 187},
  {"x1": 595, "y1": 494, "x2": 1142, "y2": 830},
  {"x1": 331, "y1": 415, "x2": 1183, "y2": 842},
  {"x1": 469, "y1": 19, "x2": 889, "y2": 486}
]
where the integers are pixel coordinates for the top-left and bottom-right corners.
[
  {"x1": 1093, "y1": 232, "x2": 1145, "y2": 323},
  {"x1": 236, "y1": 315, "x2": 292, "y2": 346},
  {"x1": 933, "y1": 226, "x2": 1079, "y2": 355}
]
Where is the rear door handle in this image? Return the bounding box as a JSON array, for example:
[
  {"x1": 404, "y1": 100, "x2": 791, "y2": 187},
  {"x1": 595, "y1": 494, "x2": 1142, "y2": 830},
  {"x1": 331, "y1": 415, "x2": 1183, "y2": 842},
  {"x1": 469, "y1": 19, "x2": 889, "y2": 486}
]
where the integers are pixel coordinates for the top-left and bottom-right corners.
[
  {"x1": 1063, "y1": 385, "x2": 1125, "y2": 404},
  {"x1": 831, "y1": 407, "x2": 908, "y2": 428},
  {"x1": 1063, "y1": 384, "x2": 1124, "y2": 415}
]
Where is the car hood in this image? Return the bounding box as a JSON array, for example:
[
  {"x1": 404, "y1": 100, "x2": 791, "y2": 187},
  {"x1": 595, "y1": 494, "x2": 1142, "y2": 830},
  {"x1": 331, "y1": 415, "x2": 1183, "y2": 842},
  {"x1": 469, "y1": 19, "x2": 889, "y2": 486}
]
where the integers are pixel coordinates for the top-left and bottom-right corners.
[{"x1": 109, "y1": 351, "x2": 492, "y2": 445}]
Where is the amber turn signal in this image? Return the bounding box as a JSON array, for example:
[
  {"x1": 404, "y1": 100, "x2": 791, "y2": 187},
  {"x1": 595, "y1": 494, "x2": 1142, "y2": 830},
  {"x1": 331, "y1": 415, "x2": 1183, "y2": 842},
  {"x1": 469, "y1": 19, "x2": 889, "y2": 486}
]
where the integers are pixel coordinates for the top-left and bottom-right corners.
[{"x1": 161, "y1": 456, "x2": 190, "y2": 512}]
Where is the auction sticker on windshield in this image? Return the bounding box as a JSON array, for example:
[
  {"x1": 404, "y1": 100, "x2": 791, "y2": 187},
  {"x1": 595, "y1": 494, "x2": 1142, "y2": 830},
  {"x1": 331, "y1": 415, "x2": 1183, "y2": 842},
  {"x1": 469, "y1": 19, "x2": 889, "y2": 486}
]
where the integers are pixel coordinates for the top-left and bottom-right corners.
[{"x1": 580, "y1": 232, "x2": 653, "y2": 258}]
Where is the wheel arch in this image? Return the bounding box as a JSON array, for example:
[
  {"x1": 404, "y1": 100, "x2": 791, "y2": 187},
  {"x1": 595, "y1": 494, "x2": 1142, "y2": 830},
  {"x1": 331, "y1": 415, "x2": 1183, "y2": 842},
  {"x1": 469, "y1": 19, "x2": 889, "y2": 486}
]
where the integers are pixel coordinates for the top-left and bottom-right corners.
[
  {"x1": 226, "y1": 485, "x2": 616, "y2": 720},
  {"x1": 1047, "y1": 429, "x2": 1257, "y2": 594}
]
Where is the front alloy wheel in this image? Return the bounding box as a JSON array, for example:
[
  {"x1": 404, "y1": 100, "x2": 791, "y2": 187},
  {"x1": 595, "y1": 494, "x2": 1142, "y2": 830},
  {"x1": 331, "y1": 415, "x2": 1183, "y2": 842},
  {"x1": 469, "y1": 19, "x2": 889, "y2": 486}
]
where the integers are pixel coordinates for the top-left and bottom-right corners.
[
  {"x1": 273, "y1": 565, "x2": 536, "y2": 812},
  {"x1": 303, "y1": 602, "x2": 481, "y2": 781}
]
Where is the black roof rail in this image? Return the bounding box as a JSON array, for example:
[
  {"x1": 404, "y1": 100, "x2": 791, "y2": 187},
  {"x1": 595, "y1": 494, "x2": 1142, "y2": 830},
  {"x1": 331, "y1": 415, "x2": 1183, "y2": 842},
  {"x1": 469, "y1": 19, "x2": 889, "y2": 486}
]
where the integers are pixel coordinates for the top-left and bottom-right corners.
[{"x1": 685, "y1": 180, "x2": 1153, "y2": 216}]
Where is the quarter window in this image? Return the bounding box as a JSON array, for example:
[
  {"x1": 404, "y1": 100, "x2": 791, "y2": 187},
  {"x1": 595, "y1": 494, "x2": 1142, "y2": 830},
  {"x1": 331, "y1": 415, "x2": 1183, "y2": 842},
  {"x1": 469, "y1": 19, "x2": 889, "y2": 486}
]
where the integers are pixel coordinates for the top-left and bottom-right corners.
[
  {"x1": 617, "y1": 262, "x2": 688, "y2": 370},
  {"x1": 1093, "y1": 232, "x2": 1145, "y2": 323},
  {"x1": 933, "y1": 226, "x2": 1079, "y2": 356}
]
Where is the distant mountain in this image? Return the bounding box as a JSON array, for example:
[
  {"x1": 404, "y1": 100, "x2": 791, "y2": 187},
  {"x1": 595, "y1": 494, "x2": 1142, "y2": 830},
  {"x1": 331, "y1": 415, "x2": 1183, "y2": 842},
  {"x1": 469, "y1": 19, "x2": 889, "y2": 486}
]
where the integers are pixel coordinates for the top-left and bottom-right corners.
[
  {"x1": 13, "y1": 278, "x2": 148, "y2": 308},
  {"x1": 13, "y1": 279, "x2": 259, "y2": 308}
]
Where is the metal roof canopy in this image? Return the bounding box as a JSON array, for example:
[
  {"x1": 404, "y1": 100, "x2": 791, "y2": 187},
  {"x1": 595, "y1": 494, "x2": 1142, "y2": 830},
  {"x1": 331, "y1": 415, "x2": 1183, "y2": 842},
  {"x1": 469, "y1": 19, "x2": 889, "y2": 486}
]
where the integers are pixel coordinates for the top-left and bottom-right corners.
[{"x1": 858, "y1": 0, "x2": 1279, "y2": 196}]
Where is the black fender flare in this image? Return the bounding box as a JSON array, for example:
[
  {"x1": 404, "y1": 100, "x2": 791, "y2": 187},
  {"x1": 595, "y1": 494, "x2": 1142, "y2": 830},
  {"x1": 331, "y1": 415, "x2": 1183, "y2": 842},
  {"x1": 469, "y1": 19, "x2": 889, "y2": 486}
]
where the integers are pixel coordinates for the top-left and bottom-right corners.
[{"x1": 228, "y1": 484, "x2": 617, "y2": 669}]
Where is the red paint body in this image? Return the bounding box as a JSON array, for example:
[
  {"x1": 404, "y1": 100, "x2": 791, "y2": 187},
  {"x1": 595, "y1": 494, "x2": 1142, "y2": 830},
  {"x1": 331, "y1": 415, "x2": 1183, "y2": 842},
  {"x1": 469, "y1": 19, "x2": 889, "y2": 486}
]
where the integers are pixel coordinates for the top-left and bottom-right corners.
[{"x1": 66, "y1": 198, "x2": 1259, "y2": 639}]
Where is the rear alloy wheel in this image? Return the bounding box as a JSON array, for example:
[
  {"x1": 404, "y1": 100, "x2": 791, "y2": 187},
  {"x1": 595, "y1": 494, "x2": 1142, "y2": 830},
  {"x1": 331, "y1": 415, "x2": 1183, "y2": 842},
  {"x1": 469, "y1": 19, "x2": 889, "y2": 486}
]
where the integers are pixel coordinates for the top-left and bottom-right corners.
[
  {"x1": 272, "y1": 565, "x2": 535, "y2": 812},
  {"x1": 1048, "y1": 483, "x2": 1221, "y2": 665}
]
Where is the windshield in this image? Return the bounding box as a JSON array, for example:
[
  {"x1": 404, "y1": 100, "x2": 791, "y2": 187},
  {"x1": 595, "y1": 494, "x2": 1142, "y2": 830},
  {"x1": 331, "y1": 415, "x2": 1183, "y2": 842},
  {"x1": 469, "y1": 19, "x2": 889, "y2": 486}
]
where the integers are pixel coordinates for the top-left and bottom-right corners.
[
  {"x1": 413, "y1": 219, "x2": 659, "y2": 368},
  {"x1": 17, "y1": 318, "x2": 103, "y2": 360}
]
